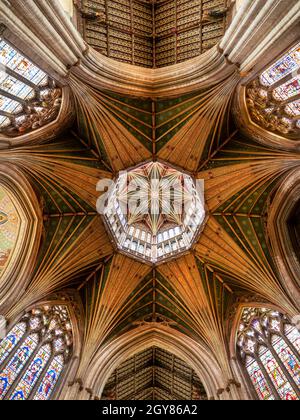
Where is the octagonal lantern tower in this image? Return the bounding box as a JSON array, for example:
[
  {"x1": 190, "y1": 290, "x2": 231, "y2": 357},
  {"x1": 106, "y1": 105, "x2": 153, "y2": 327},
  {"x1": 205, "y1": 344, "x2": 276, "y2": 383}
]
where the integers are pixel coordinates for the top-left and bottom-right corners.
[{"x1": 101, "y1": 161, "x2": 206, "y2": 265}]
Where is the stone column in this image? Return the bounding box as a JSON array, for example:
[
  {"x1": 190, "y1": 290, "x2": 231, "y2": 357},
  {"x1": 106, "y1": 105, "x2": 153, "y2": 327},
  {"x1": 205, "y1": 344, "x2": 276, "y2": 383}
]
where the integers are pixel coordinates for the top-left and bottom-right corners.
[
  {"x1": 0, "y1": 315, "x2": 7, "y2": 339},
  {"x1": 220, "y1": 0, "x2": 300, "y2": 73}
]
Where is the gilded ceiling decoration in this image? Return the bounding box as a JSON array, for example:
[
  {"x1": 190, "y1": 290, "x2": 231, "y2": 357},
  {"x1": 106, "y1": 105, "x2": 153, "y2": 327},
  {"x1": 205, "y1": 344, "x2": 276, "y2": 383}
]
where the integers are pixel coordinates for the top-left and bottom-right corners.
[
  {"x1": 1, "y1": 64, "x2": 300, "y2": 398},
  {"x1": 76, "y1": 0, "x2": 228, "y2": 68},
  {"x1": 102, "y1": 161, "x2": 206, "y2": 264},
  {"x1": 102, "y1": 347, "x2": 208, "y2": 400}
]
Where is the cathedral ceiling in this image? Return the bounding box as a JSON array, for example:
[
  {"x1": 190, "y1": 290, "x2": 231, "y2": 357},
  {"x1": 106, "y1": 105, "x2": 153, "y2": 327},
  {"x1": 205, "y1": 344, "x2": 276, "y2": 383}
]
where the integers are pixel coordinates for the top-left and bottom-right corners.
[
  {"x1": 1, "y1": 78, "x2": 299, "y2": 367},
  {"x1": 0, "y1": 3, "x2": 299, "y2": 393},
  {"x1": 76, "y1": 0, "x2": 228, "y2": 68},
  {"x1": 102, "y1": 347, "x2": 208, "y2": 400}
]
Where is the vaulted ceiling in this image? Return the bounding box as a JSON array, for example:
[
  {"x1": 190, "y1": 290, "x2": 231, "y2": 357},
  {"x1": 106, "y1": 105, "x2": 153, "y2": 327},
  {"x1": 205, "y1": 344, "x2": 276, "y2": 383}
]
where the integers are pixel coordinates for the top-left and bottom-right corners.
[
  {"x1": 2, "y1": 79, "x2": 299, "y2": 369},
  {"x1": 102, "y1": 347, "x2": 208, "y2": 400},
  {"x1": 0, "y1": 0, "x2": 299, "y2": 400}
]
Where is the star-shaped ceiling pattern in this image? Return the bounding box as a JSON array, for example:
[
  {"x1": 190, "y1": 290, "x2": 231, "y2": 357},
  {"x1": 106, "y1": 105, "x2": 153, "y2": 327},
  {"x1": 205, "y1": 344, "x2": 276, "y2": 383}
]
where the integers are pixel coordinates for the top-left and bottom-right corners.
[{"x1": 1, "y1": 68, "x2": 300, "y2": 383}]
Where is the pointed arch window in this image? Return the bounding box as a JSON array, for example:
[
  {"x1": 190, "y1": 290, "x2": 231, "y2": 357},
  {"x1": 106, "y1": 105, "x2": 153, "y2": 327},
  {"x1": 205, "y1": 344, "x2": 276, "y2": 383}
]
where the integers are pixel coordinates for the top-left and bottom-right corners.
[
  {"x1": 0, "y1": 35, "x2": 62, "y2": 137},
  {"x1": 237, "y1": 307, "x2": 300, "y2": 400},
  {"x1": 246, "y1": 42, "x2": 300, "y2": 138},
  {"x1": 0, "y1": 305, "x2": 73, "y2": 400}
]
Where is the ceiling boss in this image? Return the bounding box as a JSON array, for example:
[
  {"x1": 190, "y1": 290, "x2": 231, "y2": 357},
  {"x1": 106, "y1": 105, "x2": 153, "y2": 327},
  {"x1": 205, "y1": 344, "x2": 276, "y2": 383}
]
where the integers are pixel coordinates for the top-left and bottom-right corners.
[{"x1": 100, "y1": 161, "x2": 206, "y2": 265}]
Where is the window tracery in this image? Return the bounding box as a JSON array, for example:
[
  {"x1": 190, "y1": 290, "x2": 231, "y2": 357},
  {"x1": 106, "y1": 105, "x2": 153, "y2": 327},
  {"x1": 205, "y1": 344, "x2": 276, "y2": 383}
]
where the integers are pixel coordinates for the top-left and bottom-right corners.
[
  {"x1": 237, "y1": 307, "x2": 300, "y2": 400},
  {"x1": 246, "y1": 42, "x2": 300, "y2": 138},
  {"x1": 0, "y1": 305, "x2": 73, "y2": 400},
  {"x1": 0, "y1": 37, "x2": 62, "y2": 137}
]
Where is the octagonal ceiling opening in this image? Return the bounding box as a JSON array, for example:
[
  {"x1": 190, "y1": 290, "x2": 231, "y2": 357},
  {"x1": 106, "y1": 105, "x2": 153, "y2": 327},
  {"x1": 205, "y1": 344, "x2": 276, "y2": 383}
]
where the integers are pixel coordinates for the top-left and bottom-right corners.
[{"x1": 101, "y1": 160, "x2": 206, "y2": 265}]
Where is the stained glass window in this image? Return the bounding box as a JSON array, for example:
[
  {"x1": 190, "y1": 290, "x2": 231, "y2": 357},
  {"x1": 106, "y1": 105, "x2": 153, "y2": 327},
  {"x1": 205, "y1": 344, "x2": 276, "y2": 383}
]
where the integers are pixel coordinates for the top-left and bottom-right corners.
[
  {"x1": 246, "y1": 42, "x2": 300, "y2": 138},
  {"x1": 272, "y1": 336, "x2": 300, "y2": 387},
  {"x1": 273, "y1": 76, "x2": 300, "y2": 101},
  {"x1": 0, "y1": 305, "x2": 73, "y2": 400},
  {"x1": 260, "y1": 43, "x2": 300, "y2": 86},
  {"x1": 245, "y1": 357, "x2": 274, "y2": 400},
  {"x1": 0, "y1": 36, "x2": 62, "y2": 137},
  {"x1": 0, "y1": 334, "x2": 38, "y2": 399},
  {"x1": 0, "y1": 323, "x2": 26, "y2": 365},
  {"x1": 237, "y1": 307, "x2": 300, "y2": 400},
  {"x1": 33, "y1": 355, "x2": 64, "y2": 400},
  {"x1": 285, "y1": 100, "x2": 300, "y2": 117}
]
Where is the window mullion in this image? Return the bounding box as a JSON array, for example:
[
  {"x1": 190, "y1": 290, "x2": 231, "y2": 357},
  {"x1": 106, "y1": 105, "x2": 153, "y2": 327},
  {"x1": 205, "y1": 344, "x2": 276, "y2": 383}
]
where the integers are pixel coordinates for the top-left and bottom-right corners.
[
  {"x1": 280, "y1": 330, "x2": 300, "y2": 360},
  {"x1": 268, "y1": 71, "x2": 296, "y2": 91},
  {"x1": 280, "y1": 92, "x2": 300, "y2": 107},
  {"x1": 0, "y1": 326, "x2": 29, "y2": 373},
  {"x1": 0, "y1": 88, "x2": 26, "y2": 105},
  {"x1": 0, "y1": 109, "x2": 14, "y2": 118},
  {"x1": 28, "y1": 350, "x2": 54, "y2": 400},
  {"x1": 253, "y1": 354, "x2": 281, "y2": 400},
  {"x1": 4, "y1": 331, "x2": 44, "y2": 400},
  {"x1": 0, "y1": 63, "x2": 37, "y2": 89},
  {"x1": 267, "y1": 336, "x2": 300, "y2": 398}
]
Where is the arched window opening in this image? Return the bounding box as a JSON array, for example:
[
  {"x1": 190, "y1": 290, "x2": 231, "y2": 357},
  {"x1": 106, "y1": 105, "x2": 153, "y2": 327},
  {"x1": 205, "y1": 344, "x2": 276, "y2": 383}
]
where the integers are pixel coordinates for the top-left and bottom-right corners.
[
  {"x1": 0, "y1": 305, "x2": 73, "y2": 400},
  {"x1": 101, "y1": 347, "x2": 207, "y2": 400},
  {"x1": 0, "y1": 186, "x2": 20, "y2": 278},
  {"x1": 237, "y1": 307, "x2": 300, "y2": 401},
  {"x1": 0, "y1": 36, "x2": 62, "y2": 137},
  {"x1": 246, "y1": 42, "x2": 300, "y2": 138}
]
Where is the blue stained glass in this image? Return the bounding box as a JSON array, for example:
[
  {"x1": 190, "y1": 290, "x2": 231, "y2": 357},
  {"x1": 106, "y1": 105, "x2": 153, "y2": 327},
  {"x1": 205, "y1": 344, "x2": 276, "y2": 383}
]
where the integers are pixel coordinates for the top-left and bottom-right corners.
[
  {"x1": 0, "y1": 94, "x2": 22, "y2": 115},
  {"x1": 246, "y1": 357, "x2": 274, "y2": 400},
  {"x1": 272, "y1": 335, "x2": 300, "y2": 387},
  {"x1": 33, "y1": 355, "x2": 64, "y2": 400},
  {"x1": 260, "y1": 43, "x2": 300, "y2": 86},
  {"x1": 259, "y1": 347, "x2": 298, "y2": 400},
  {"x1": 0, "y1": 323, "x2": 26, "y2": 364},
  {"x1": 0, "y1": 40, "x2": 47, "y2": 86},
  {"x1": 0, "y1": 73, "x2": 34, "y2": 100},
  {"x1": 10, "y1": 344, "x2": 51, "y2": 400},
  {"x1": 0, "y1": 334, "x2": 38, "y2": 399}
]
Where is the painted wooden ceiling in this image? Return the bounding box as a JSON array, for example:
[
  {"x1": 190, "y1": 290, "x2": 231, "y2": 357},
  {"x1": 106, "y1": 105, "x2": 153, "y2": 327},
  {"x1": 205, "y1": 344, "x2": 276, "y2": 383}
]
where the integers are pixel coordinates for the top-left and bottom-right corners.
[
  {"x1": 102, "y1": 346, "x2": 208, "y2": 400},
  {"x1": 1, "y1": 75, "x2": 300, "y2": 378},
  {"x1": 76, "y1": 0, "x2": 228, "y2": 68}
]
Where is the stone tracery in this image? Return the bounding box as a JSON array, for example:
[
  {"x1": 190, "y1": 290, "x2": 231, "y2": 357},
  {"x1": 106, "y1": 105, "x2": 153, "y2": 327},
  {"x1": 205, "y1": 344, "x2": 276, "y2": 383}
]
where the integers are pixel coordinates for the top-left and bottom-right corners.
[
  {"x1": 0, "y1": 37, "x2": 62, "y2": 137},
  {"x1": 245, "y1": 42, "x2": 300, "y2": 138}
]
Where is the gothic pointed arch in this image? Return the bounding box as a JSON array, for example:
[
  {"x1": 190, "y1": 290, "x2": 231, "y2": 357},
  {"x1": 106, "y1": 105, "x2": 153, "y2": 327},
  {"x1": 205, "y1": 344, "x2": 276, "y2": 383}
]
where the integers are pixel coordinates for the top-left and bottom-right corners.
[
  {"x1": 267, "y1": 168, "x2": 300, "y2": 308},
  {"x1": 233, "y1": 306, "x2": 300, "y2": 401},
  {"x1": 65, "y1": 325, "x2": 239, "y2": 401},
  {"x1": 0, "y1": 291, "x2": 83, "y2": 400},
  {"x1": 0, "y1": 164, "x2": 42, "y2": 310}
]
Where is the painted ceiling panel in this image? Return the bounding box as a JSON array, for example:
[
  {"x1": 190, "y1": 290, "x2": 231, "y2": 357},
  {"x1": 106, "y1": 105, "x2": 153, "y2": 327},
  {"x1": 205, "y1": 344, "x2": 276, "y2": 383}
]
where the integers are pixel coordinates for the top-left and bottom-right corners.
[{"x1": 102, "y1": 347, "x2": 208, "y2": 400}]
